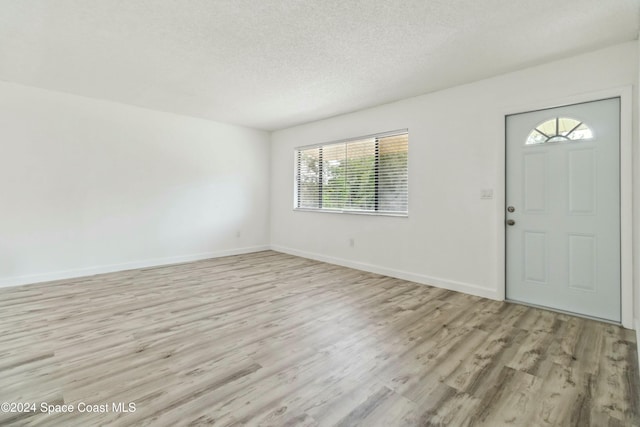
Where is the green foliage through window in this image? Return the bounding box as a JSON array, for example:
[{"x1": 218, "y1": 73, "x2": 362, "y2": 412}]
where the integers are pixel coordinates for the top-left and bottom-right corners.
[{"x1": 295, "y1": 131, "x2": 408, "y2": 214}]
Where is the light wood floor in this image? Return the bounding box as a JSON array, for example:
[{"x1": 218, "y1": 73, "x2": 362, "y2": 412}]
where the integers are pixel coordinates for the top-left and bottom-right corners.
[{"x1": 0, "y1": 251, "x2": 638, "y2": 426}]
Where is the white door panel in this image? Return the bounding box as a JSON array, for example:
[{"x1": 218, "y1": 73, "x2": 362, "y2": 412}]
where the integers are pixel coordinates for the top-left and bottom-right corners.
[{"x1": 506, "y1": 98, "x2": 620, "y2": 322}]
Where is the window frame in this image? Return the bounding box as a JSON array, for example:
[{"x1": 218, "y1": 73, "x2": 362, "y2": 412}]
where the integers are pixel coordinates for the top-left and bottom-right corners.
[{"x1": 293, "y1": 129, "x2": 409, "y2": 217}]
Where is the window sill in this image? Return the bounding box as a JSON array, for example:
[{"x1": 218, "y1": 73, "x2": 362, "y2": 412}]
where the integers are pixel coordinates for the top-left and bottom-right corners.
[{"x1": 293, "y1": 208, "x2": 408, "y2": 218}]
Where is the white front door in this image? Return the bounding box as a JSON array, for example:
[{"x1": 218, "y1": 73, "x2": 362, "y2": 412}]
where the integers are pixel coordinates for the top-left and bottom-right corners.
[{"x1": 506, "y1": 98, "x2": 620, "y2": 322}]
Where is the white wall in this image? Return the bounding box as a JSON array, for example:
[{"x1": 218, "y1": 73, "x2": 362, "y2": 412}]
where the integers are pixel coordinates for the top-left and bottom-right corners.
[
  {"x1": 271, "y1": 42, "x2": 638, "y2": 304},
  {"x1": 0, "y1": 82, "x2": 270, "y2": 287}
]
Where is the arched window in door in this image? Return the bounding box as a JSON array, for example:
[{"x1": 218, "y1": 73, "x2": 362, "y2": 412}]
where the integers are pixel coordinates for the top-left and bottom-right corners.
[{"x1": 526, "y1": 117, "x2": 593, "y2": 145}]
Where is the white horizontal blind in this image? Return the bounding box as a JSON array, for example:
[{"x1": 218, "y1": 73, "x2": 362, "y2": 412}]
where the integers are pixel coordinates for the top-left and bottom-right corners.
[
  {"x1": 378, "y1": 133, "x2": 409, "y2": 212},
  {"x1": 295, "y1": 131, "x2": 408, "y2": 215},
  {"x1": 296, "y1": 146, "x2": 321, "y2": 209}
]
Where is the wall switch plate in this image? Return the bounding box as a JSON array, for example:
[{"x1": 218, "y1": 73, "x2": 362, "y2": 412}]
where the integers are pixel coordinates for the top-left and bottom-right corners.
[{"x1": 480, "y1": 189, "x2": 494, "y2": 199}]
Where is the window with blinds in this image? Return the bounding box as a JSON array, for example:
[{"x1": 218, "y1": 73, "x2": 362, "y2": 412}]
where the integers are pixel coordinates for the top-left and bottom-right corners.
[{"x1": 295, "y1": 130, "x2": 408, "y2": 215}]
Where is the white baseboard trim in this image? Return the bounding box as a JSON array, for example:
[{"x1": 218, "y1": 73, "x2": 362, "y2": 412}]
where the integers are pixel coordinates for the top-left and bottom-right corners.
[
  {"x1": 0, "y1": 245, "x2": 270, "y2": 289},
  {"x1": 271, "y1": 244, "x2": 499, "y2": 301},
  {"x1": 635, "y1": 318, "x2": 640, "y2": 374}
]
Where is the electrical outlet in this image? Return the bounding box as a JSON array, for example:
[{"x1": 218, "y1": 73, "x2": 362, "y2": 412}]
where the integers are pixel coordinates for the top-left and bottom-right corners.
[
  {"x1": 236, "y1": 231, "x2": 241, "y2": 238},
  {"x1": 349, "y1": 238, "x2": 355, "y2": 247}
]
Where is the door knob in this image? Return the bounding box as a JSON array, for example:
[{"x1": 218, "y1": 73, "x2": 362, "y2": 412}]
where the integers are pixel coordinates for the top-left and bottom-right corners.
[{"x1": 507, "y1": 219, "x2": 516, "y2": 226}]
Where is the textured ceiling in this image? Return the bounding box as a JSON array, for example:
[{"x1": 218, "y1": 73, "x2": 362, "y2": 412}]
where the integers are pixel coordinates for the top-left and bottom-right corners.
[{"x1": 0, "y1": 1, "x2": 638, "y2": 130}]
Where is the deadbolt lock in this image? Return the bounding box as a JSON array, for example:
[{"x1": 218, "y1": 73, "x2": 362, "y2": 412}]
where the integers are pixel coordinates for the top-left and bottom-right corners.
[{"x1": 507, "y1": 206, "x2": 515, "y2": 213}]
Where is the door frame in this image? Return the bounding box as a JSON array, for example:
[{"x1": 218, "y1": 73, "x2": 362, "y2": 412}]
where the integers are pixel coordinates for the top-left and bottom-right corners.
[{"x1": 497, "y1": 86, "x2": 633, "y2": 328}]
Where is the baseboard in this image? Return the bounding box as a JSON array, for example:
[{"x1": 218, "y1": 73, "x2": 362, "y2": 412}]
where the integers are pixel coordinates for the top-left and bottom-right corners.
[
  {"x1": 0, "y1": 245, "x2": 270, "y2": 289},
  {"x1": 635, "y1": 318, "x2": 640, "y2": 374},
  {"x1": 270, "y1": 244, "x2": 499, "y2": 300}
]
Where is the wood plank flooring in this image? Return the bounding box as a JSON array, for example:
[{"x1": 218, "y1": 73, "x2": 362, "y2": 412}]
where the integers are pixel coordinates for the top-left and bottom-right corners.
[{"x1": 0, "y1": 250, "x2": 638, "y2": 426}]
